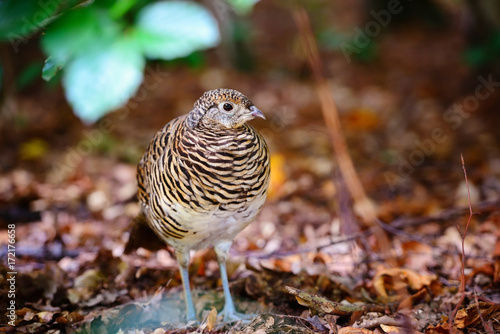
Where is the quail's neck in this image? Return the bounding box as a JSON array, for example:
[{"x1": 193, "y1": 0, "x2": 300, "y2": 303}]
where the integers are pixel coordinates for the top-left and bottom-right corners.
[{"x1": 192, "y1": 119, "x2": 249, "y2": 136}]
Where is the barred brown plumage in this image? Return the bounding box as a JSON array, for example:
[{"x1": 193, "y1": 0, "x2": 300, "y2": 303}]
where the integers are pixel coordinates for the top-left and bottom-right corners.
[{"x1": 134, "y1": 88, "x2": 270, "y2": 322}]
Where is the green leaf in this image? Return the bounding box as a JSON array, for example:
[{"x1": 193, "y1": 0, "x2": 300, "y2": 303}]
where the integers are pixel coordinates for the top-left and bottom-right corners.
[
  {"x1": 226, "y1": 0, "x2": 260, "y2": 15},
  {"x1": 0, "y1": 0, "x2": 62, "y2": 42},
  {"x1": 41, "y1": 6, "x2": 122, "y2": 65},
  {"x1": 109, "y1": 0, "x2": 137, "y2": 19},
  {"x1": 134, "y1": 1, "x2": 220, "y2": 60},
  {"x1": 42, "y1": 56, "x2": 65, "y2": 81},
  {"x1": 63, "y1": 36, "x2": 145, "y2": 124}
]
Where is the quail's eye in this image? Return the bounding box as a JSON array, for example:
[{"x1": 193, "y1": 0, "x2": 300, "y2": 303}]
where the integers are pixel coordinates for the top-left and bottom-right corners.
[{"x1": 223, "y1": 103, "x2": 233, "y2": 111}]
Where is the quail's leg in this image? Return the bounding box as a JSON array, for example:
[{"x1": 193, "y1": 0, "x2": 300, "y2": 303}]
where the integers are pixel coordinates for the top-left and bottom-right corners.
[
  {"x1": 214, "y1": 241, "x2": 253, "y2": 322},
  {"x1": 176, "y1": 249, "x2": 197, "y2": 321}
]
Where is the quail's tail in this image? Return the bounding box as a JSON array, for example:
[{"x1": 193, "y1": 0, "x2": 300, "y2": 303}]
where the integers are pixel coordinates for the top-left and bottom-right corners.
[{"x1": 124, "y1": 213, "x2": 166, "y2": 254}]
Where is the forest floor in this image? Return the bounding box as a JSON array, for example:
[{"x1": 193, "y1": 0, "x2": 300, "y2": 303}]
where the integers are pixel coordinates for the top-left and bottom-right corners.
[{"x1": 1, "y1": 1, "x2": 500, "y2": 333}]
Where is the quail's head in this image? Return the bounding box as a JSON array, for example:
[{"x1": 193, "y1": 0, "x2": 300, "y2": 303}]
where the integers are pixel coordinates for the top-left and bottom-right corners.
[{"x1": 189, "y1": 88, "x2": 265, "y2": 129}]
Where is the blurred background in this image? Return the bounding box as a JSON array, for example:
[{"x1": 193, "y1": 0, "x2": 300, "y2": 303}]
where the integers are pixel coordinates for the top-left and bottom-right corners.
[{"x1": 1, "y1": 0, "x2": 500, "y2": 332}]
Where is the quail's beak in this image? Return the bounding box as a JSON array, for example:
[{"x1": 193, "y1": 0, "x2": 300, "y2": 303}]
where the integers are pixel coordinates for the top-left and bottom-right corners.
[{"x1": 249, "y1": 105, "x2": 265, "y2": 120}]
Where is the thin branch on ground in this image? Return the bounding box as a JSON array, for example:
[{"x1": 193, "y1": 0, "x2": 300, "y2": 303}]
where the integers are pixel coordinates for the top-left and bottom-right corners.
[
  {"x1": 474, "y1": 292, "x2": 495, "y2": 334},
  {"x1": 450, "y1": 154, "x2": 477, "y2": 330},
  {"x1": 391, "y1": 200, "x2": 499, "y2": 229},
  {"x1": 292, "y1": 5, "x2": 392, "y2": 261},
  {"x1": 237, "y1": 201, "x2": 499, "y2": 261},
  {"x1": 292, "y1": 6, "x2": 376, "y2": 225}
]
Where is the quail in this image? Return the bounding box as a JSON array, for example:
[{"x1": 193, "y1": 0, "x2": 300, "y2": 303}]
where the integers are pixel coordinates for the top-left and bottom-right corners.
[{"x1": 134, "y1": 88, "x2": 270, "y2": 322}]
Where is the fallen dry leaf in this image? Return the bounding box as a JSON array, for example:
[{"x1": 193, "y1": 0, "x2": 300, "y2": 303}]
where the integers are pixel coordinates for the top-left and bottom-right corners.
[
  {"x1": 207, "y1": 306, "x2": 217, "y2": 331},
  {"x1": 454, "y1": 302, "x2": 500, "y2": 330},
  {"x1": 374, "y1": 268, "x2": 438, "y2": 300},
  {"x1": 454, "y1": 308, "x2": 467, "y2": 329},
  {"x1": 381, "y1": 324, "x2": 423, "y2": 334},
  {"x1": 425, "y1": 322, "x2": 452, "y2": 334},
  {"x1": 286, "y1": 286, "x2": 385, "y2": 316},
  {"x1": 338, "y1": 326, "x2": 376, "y2": 334},
  {"x1": 398, "y1": 288, "x2": 428, "y2": 310}
]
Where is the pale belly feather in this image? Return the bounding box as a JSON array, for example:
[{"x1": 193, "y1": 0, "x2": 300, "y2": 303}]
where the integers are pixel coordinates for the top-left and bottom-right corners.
[{"x1": 147, "y1": 192, "x2": 267, "y2": 253}]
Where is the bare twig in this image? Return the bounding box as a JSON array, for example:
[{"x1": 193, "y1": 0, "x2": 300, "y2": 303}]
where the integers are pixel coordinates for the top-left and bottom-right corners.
[
  {"x1": 238, "y1": 200, "x2": 499, "y2": 261},
  {"x1": 450, "y1": 154, "x2": 476, "y2": 330},
  {"x1": 391, "y1": 201, "x2": 498, "y2": 229},
  {"x1": 474, "y1": 292, "x2": 495, "y2": 334},
  {"x1": 292, "y1": 7, "x2": 376, "y2": 225},
  {"x1": 292, "y1": 5, "x2": 392, "y2": 260}
]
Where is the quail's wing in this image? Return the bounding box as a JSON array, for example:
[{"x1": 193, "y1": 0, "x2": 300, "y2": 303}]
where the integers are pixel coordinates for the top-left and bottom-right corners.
[{"x1": 137, "y1": 115, "x2": 187, "y2": 207}]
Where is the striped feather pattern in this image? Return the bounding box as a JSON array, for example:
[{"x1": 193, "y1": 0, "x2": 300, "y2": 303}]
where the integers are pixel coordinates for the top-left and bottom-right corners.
[{"x1": 137, "y1": 90, "x2": 270, "y2": 252}]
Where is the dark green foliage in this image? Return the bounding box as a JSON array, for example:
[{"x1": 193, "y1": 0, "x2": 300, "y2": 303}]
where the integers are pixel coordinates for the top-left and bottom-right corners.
[
  {"x1": 0, "y1": 0, "x2": 262, "y2": 123},
  {"x1": 1, "y1": 0, "x2": 225, "y2": 123},
  {"x1": 0, "y1": 0, "x2": 66, "y2": 41},
  {"x1": 465, "y1": 31, "x2": 500, "y2": 68}
]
